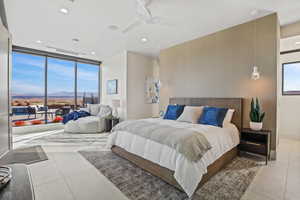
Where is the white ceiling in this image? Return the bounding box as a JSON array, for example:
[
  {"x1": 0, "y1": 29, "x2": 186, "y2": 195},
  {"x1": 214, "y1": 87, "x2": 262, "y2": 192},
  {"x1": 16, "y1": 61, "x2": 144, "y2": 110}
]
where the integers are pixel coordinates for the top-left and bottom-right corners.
[{"x1": 4, "y1": 0, "x2": 300, "y2": 61}]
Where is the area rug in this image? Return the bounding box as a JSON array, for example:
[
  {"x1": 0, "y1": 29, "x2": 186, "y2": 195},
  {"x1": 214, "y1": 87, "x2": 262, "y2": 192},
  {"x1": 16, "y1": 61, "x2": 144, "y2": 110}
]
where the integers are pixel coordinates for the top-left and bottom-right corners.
[
  {"x1": 0, "y1": 145, "x2": 48, "y2": 165},
  {"x1": 79, "y1": 151, "x2": 261, "y2": 200}
]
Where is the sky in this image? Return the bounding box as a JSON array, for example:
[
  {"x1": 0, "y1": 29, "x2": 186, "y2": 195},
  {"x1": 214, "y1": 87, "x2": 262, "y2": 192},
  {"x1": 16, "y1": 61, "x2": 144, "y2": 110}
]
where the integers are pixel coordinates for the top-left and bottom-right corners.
[
  {"x1": 283, "y1": 62, "x2": 300, "y2": 92},
  {"x1": 12, "y1": 52, "x2": 99, "y2": 96}
]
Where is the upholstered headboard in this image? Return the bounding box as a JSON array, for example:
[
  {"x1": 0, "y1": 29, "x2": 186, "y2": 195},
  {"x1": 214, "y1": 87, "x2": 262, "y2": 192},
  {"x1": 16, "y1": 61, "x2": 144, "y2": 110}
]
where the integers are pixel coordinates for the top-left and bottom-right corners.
[{"x1": 169, "y1": 97, "x2": 243, "y2": 131}]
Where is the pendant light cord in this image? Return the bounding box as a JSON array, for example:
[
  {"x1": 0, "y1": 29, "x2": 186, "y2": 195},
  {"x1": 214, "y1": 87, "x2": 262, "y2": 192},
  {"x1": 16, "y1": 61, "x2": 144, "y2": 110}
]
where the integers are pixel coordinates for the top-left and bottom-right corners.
[{"x1": 254, "y1": 19, "x2": 257, "y2": 67}]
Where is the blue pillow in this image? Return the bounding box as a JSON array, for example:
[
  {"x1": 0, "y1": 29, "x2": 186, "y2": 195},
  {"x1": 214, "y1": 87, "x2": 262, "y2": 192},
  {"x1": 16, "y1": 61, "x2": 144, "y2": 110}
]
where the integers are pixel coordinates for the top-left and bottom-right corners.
[
  {"x1": 163, "y1": 105, "x2": 185, "y2": 120},
  {"x1": 198, "y1": 107, "x2": 228, "y2": 127}
]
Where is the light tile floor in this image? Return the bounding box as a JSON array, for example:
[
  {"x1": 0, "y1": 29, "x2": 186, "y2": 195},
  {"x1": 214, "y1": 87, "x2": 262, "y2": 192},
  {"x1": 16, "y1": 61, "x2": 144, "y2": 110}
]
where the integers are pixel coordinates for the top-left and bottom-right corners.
[
  {"x1": 25, "y1": 136, "x2": 300, "y2": 200},
  {"x1": 242, "y1": 137, "x2": 300, "y2": 200}
]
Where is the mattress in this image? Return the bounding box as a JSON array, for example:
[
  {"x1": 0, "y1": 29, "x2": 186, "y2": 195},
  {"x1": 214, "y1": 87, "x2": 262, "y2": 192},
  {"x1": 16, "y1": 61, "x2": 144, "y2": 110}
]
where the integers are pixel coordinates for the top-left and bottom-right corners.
[{"x1": 107, "y1": 118, "x2": 240, "y2": 197}]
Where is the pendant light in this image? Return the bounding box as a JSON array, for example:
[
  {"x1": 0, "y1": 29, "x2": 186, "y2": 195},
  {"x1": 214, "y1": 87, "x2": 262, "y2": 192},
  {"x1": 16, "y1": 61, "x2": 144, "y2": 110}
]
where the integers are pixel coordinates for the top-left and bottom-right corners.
[{"x1": 252, "y1": 19, "x2": 260, "y2": 80}]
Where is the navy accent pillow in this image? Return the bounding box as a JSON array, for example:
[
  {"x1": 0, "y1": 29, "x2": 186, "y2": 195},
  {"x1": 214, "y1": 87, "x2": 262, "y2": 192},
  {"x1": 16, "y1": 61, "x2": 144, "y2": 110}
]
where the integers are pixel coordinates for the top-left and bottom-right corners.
[
  {"x1": 163, "y1": 105, "x2": 185, "y2": 120},
  {"x1": 198, "y1": 107, "x2": 228, "y2": 127}
]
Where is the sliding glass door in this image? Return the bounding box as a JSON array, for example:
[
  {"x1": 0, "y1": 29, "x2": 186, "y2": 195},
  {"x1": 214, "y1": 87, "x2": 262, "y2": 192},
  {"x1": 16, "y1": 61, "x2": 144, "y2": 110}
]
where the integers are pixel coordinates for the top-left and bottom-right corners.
[
  {"x1": 11, "y1": 50, "x2": 100, "y2": 127},
  {"x1": 47, "y1": 58, "x2": 76, "y2": 123}
]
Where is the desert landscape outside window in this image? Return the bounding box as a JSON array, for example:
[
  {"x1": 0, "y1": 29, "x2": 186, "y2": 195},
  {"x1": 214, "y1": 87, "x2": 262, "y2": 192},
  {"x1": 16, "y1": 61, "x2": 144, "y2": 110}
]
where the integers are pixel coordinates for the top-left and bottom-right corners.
[{"x1": 11, "y1": 51, "x2": 100, "y2": 127}]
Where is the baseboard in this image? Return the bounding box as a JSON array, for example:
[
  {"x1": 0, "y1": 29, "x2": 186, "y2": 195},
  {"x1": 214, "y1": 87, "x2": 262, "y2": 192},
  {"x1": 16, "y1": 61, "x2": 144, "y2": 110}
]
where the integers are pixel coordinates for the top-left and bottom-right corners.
[{"x1": 270, "y1": 150, "x2": 276, "y2": 161}]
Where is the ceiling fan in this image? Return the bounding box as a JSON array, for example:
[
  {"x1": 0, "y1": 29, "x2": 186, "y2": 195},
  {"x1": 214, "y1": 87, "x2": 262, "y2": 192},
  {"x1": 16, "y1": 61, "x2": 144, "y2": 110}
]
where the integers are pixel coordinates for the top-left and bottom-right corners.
[{"x1": 122, "y1": 0, "x2": 171, "y2": 34}]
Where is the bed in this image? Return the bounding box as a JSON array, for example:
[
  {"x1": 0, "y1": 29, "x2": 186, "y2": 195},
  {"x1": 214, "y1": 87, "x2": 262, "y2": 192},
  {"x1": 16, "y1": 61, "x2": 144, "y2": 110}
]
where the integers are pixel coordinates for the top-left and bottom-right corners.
[{"x1": 107, "y1": 97, "x2": 243, "y2": 197}]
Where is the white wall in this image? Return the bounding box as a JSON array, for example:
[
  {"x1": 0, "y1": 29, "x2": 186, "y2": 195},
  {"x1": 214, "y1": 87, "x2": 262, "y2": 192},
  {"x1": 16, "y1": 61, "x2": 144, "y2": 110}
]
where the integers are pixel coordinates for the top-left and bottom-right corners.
[
  {"x1": 101, "y1": 51, "x2": 127, "y2": 120},
  {"x1": 101, "y1": 51, "x2": 158, "y2": 120},
  {"x1": 279, "y1": 36, "x2": 300, "y2": 140},
  {"x1": 127, "y1": 52, "x2": 154, "y2": 119}
]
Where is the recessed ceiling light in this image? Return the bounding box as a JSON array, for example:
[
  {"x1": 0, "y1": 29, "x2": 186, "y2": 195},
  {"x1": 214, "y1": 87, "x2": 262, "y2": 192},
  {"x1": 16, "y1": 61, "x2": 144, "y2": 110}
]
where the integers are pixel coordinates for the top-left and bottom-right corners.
[
  {"x1": 72, "y1": 38, "x2": 80, "y2": 43},
  {"x1": 60, "y1": 7, "x2": 69, "y2": 14},
  {"x1": 36, "y1": 40, "x2": 42, "y2": 44},
  {"x1": 141, "y1": 37, "x2": 148, "y2": 43},
  {"x1": 91, "y1": 51, "x2": 96, "y2": 55},
  {"x1": 296, "y1": 42, "x2": 300, "y2": 45},
  {"x1": 108, "y1": 25, "x2": 119, "y2": 31}
]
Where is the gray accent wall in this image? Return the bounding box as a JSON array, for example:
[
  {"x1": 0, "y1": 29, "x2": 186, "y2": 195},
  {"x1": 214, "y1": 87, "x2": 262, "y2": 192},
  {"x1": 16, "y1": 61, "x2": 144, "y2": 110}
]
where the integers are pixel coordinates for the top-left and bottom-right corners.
[{"x1": 159, "y1": 14, "x2": 279, "y2": 153}]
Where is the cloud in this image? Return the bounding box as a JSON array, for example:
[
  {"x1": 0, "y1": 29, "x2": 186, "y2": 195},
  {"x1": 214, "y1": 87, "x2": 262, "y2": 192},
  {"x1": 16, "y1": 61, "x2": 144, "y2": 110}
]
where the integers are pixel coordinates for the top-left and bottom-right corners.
[
  {"x1": 12, "y1": 80, "x2": 44, "y2": 95},
  {"x1": 13, "y1": 54, "x2": 44, "y2": 69},
  {"x1": 77, "y1": 68, "x2": 98, "y2": 81},
  {"x1": 48, "y1": 62, "x2": 98, "y2": 81}
]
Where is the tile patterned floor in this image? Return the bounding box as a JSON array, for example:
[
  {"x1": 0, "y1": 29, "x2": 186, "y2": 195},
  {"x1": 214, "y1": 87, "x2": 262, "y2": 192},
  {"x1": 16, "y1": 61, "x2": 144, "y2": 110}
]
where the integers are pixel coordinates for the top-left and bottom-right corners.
[{"x1": 23, "y1": 134, "x2": 300, "y2": 200}]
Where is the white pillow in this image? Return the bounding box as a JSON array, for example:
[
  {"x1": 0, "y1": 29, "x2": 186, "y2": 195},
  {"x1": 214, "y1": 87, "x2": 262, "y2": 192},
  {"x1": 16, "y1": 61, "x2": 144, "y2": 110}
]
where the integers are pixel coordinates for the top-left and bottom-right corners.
[
  {"x1": 97, "y1": 105, "x2": 112, "y2": 118},
  {"x1": 223, "y1": 109, "x2": 235, "y2": 126},
  {"x1": 79, "y1": 107, "x2": 89, "y2": 113},
  {"x1": 177, "y1": 106, "x2": 204, "y2": 124},
  {"x1": 88, "y1": 104, "x2": 100, "y2": 116}
]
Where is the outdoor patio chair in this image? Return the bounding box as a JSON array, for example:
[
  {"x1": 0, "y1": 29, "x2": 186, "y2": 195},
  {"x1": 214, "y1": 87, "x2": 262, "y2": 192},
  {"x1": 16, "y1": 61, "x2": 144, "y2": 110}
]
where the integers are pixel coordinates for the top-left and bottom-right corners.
[{"x1": 27, "y1": 106, "x2": 37, "y2": 119}]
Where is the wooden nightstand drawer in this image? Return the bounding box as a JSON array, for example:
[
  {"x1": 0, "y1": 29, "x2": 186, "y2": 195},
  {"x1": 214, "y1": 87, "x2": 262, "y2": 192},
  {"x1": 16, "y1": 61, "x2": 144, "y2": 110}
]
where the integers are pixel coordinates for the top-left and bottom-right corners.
[
  {"x1": 241, "y1": 133, "x2": 267, "y2": 144},
  {"x1": 239, "y1": 141, "x2": 266, "y2": 155}
]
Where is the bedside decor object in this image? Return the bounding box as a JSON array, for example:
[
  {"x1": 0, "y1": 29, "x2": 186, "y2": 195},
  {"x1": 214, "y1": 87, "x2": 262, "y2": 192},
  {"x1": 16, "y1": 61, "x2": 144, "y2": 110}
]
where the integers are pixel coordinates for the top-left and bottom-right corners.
[
  {"x1": 112, "y1": 99, "x2": 120, "y2": 118},
  {"x1": 107, "y1": 79, "x2": 118, "y2": 95},
  {"x1": 249, "y1": 98, "x2": 265, "y2": 131},
  {"x1": 239, "y1": 128, "x2": 271, "y2": 165}
]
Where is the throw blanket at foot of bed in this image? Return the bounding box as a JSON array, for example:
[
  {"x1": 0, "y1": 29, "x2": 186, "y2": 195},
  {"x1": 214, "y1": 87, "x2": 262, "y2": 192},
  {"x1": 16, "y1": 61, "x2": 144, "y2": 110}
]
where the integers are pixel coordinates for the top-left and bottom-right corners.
[{"x1": 112, "y1": 120, "x2": 212, "y2": 162}]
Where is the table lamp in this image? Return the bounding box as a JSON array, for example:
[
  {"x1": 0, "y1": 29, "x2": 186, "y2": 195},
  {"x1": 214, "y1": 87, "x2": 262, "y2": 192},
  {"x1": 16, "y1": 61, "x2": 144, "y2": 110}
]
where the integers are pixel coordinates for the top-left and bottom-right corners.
[{"x1": 112, "y1": 99, "x2": 120, "y2": 118}]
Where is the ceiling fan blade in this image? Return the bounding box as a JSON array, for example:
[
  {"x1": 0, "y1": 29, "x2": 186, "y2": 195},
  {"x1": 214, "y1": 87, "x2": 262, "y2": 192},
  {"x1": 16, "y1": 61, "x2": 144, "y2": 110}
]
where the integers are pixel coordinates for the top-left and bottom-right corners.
[
  {"x1": 136, "y1": 0, "x2": 152, "y2": 18},
  {"x1": 122, "y1": 20, "x2": 142, "y2": 34}
]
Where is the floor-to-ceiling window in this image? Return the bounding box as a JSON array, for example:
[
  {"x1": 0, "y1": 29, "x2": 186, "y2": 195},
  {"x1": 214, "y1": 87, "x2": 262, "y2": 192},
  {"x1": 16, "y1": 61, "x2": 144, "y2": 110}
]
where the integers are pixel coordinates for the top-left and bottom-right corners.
[
  {"x1": 11, "y1": 48, "x2": 100, "y2": 127},
  {"x1": 12, "y1": 52, "x2": 46, "y2": 126},
  {"x1": 47, "y1": 58, "x2": 76, "y2": 123},
  {"x1": 77, "y1": 62, "x2": 99, "y2": 107}
]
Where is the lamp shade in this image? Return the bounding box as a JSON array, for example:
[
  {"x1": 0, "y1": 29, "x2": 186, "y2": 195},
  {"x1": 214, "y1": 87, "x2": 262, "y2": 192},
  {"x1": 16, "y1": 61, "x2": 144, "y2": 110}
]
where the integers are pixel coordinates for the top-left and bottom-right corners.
[{"x1": 112, "y1": 99, "x2": 120, "y2": 108}]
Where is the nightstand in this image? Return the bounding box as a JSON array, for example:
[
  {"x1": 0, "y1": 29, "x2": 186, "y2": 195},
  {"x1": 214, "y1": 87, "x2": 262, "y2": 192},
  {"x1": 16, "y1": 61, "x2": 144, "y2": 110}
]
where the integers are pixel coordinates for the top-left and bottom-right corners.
[
  {"x1": 239, "y1": 128, "x2": 271, "y2": 165},
  {"x1": 105, "y1": 118, "x2": 120, "y2": 132}
]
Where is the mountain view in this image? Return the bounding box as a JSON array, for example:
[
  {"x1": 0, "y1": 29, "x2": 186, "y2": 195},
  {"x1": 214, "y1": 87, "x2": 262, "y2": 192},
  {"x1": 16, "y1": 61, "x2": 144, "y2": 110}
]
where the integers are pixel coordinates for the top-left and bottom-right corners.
[{"x1": 11, "y1": 52, "x2": 100, "y2": 127}]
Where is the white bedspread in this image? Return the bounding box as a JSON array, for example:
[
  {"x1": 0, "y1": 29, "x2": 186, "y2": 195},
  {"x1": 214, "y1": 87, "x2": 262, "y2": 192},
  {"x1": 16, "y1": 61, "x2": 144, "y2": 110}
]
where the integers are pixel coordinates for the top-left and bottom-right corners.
[{"x1": 107, "y1": 118, "x2": 240, "y2": 197}]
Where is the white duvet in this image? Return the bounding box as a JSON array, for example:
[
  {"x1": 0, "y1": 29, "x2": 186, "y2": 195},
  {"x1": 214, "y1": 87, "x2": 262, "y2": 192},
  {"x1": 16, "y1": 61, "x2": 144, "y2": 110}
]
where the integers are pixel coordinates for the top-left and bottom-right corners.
[{"x1": 107, "y1": 118, "x2": 240, "y2": 197}]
